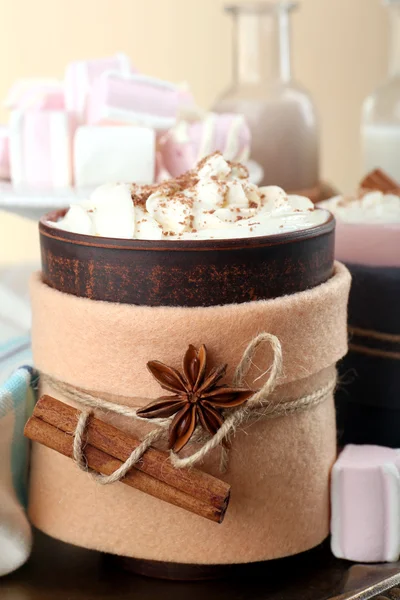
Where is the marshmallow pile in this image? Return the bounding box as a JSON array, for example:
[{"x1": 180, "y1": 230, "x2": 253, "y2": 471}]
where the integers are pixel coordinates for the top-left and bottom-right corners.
[
  {"x1": 51, "y1": 153, "x2": 328, "y2": 240},
  {"x1": 319, "y1": 190, "x2": 400, "y2": 224},
  {"x1": 0, "y1": 54, "x2": 251, "y2": 190}
]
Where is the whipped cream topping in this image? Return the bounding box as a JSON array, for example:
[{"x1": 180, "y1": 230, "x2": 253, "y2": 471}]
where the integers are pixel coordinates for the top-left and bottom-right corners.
[
  {"x1": 319, "y1": 191, "x2": 400, "y2": 224},
  {"x1": 51, "y1": 153, "x2": 329, "y2": 240}
]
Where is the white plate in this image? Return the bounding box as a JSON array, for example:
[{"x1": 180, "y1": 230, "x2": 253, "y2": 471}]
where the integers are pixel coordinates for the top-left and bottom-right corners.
[{"x1": 0, "y1": 182, "x2": 93, "y2": 220}]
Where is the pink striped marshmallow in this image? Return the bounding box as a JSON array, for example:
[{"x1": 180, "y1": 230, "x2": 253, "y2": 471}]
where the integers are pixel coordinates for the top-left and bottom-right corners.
[
  {"x1": 9, "y1": 110, "x2": 76, "y2": 188},
  {"x1": 0, "y1": 127, "x2": 10, "y2": 180},
  {"x1": 159, "y1": 113, "x2": 251, "y2": 177},
  {"x1": 64, "y1": 54, "x2": 132, "y2": 122},
  {"x1": 4, "y1": 79, "x2": 64, "y2": 110},
  {"x1": 87, "y1": 72, "x2": 182, "y2": 131}
]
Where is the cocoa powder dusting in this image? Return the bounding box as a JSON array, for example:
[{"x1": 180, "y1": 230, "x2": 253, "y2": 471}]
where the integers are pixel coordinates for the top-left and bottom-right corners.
[
  {"x1": 130, "y1": 170, "x2": 199, "y2": 208},
  {"x1": 130, "y1": 152, "x2": 249, "y2": 210}
]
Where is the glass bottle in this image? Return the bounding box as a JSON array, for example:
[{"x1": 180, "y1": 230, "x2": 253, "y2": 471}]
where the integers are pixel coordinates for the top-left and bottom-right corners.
[
  {"x1": 213, "y1": 1, "x2": 319, "y2": 192},
  {"x1": 361, "y1": 0, "x2": 400, "y2": 182}
]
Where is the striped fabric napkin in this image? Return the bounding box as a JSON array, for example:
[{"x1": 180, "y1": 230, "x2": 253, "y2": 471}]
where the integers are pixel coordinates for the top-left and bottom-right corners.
[
  {"x1": 0, "y1": 336, "x2": 32, "y2": 386},
  {"x1": 0, "y1": 363, "x2": 37, "y2": 576}
]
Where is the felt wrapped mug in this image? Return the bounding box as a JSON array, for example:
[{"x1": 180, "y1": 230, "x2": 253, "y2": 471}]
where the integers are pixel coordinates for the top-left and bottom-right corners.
[
  {"x1": 334, "y1": 221, "x2": 400, "y2": 448},
  {"x1": 28, "y1": 212, "x2": 350, "y2": 579}
]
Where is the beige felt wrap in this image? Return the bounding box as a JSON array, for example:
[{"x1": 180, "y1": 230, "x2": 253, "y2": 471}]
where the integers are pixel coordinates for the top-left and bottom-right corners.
[{"x1": 29, "y1": 262, "x2": 351, "y2": 565}]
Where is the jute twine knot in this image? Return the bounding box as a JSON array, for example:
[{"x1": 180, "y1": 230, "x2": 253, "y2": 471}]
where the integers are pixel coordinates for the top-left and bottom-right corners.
[{"x1": 42, "y1": 333, "x2": 336, "y2": 482}]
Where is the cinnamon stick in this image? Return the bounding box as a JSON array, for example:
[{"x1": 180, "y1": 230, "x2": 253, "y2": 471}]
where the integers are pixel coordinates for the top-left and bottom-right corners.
[
  {"x1": 24, "y1": 395, "x2": 230, "y2": 523},
  {"x1": 360, "y1": 169, "x2": 400, "y2": 194},
  {"x1": 34, "y1": 395, "x2": 228, "y2": 508}
]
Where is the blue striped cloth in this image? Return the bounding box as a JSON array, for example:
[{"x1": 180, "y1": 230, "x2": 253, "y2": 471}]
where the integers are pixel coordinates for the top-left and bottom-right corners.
[
  {"x1": 0, "y1": 365, "x2": 37, "y2": 505},
  {"x1": 0, "y1": 342, "x2": 37, "y2": 576},
  {"x1": 0, "y1": 336, "x2": 32, "y2": 388}
]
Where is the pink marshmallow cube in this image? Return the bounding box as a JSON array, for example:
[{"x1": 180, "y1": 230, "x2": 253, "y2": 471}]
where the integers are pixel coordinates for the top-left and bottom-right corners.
[
  {"x1": 87, "y1": 72, "x2": 181, "y2": 131},
  {"x1": 0, "y1": 127, "x2": 10, "y2": 180},
  {"x1": 27, "y1": 86, "x2": 65, "y2": 110},
  {"x1": 8, "y1": 82, "x2": 64, "y2": 111},
  {"x1": 9, "y1": 110, "x2": 76, "y2": 188},
  {"x1": 64, "y1": 54, "x2": 132, "y2": 122},
  {"x1": 4, "y1": 79, "x2": 63, "y2": 110},
  {"x1": 155, "y1": 150, "x2": 171, "y2": 183},
  {"x1": 331, "y1": 444, "x2": 400, "y2": 563},
  {"x1": 159, "y1": 113, "x2": 251, "y2": 177},
  {"x1": 176, "y1": 85, "x2": 205, "y2": 122}
]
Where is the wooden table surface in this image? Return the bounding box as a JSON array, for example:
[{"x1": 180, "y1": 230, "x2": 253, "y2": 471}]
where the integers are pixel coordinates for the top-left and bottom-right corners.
[{"x1": 1, "y1": 531, "x2": 400, "y2": 600}]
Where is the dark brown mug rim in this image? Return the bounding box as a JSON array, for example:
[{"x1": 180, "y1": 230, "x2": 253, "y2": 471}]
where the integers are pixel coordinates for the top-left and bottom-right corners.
[{"x1": 40, "y1": 209, "x2": 334, "y2": 252}]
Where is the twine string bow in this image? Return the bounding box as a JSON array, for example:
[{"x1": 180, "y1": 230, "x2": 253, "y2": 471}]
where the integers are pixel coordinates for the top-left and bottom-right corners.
[{"x1": 42, "y1": 333, "x2": 336, "y2": 481}]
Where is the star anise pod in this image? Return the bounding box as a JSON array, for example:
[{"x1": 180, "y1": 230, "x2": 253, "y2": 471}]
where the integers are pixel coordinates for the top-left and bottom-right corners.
[{"x1": 137, "y1": 345, "x2": 253, "y2": 453}]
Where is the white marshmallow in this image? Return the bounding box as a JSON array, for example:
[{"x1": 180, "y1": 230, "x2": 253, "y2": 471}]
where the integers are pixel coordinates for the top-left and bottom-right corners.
[
  {"x1": 89, "y1": 183, "x2": 135, "y2": 238},
  {"x1": 55, "y1": 204, "x2": 94, "y2": 235},
  {"x1": 73, "y1": 126, "x2": 155, "y2": 188},
  {"x1": 331, "y1": 445, "x2": 400, "y2": 563},
  {"x1": 135, "y1": 207, "x2": 163, "y2": 240}
]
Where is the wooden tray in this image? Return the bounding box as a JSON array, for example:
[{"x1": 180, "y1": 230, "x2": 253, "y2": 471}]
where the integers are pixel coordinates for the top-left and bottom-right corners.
[{"x1": 1, "y1": 530, "x2": 400, "y2": 599}]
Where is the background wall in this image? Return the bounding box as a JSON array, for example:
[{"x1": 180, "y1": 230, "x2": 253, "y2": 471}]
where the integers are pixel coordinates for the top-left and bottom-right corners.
[{"x1": 0, "y1": 0, "x2": 388, "y2": 264}]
